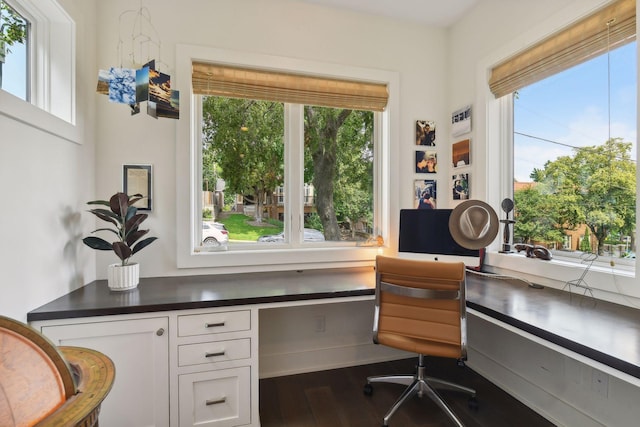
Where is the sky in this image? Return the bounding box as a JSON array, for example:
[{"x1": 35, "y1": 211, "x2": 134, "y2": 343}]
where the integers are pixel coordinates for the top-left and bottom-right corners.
[
  {"x1": 1, "y1": 37, "x2": 27, "y2": 99},
  {"x1": 514, "y1": 42, "x2": 637, "y2": 182}
]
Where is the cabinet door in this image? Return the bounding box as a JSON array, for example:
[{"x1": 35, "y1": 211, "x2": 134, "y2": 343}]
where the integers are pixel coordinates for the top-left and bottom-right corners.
[{"x1": 42, "y1": 317, "x2": 169, "y2": 427}]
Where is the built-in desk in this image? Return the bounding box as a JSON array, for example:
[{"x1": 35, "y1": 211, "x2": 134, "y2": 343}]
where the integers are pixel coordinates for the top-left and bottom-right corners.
[
  {"x1": 28, "y1": 268, "x2": 640, "y2": 380},
  {"x1": 465, "y1": 273, "x2": 640, "y2": 381},
  {"x1": 27, "y1": 267, "x2": 640, "y2": 426}
]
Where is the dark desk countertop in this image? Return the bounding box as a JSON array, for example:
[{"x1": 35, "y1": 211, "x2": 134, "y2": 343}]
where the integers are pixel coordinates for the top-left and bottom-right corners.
[
  {"x1": 27, "y1": 267, "x2": 377, "y2": 322},
  {"x1": 28, "y1": 267, "x2": 640, "y2": 380},
  {"x1": 466, "y1": 273, "x2": 640, "y2": 380}
]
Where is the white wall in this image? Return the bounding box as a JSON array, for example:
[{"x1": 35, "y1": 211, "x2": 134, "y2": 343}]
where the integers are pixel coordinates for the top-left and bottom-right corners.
[
  {"x1": 0, "y1": 0, "x2": 97, "y2": 321},
  {"x1": 92, "y1": 0, "x2": 450, "y2": 278}
]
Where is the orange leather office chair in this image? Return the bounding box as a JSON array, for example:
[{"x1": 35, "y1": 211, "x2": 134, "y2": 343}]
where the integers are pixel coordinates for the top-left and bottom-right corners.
[
  {"x1": 364, "y1": 255, "x2": 476, "y2": 427},
  {"x1": 0, "y1": 315, "x2": 115, "y2": 427}
]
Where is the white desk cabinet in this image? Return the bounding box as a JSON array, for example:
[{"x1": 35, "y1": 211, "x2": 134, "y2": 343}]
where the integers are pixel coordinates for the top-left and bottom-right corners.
[
  {"x1": 32, "y1": 307, "x2": 260, "y2": 427},
  {"x1": 175, "y1": 308, "x2": 257, "y2": 427},
  {"x1": 34, "y1": 315, "x2": 170, "y2": 427}
]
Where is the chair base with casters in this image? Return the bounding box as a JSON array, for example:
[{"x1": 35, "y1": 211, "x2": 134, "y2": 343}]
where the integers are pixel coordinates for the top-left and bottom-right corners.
[{"x1": 364, "y1": 354, "x2": 476, "y2": 427}]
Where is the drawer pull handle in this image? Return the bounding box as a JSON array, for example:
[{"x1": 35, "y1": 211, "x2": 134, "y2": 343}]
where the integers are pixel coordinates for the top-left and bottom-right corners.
[
  {"x1": 205, "y1": 351, "x2": 226, "y2": 358},
  {"x1": 156, "y1": 328, "x2": 165, "y2": 336},
  {"x1": 206, "y1": 397, "x2": 226, "y2": 405},
  {"x1": 205, "y1": 322, "x2": 225, "y2": 328}
]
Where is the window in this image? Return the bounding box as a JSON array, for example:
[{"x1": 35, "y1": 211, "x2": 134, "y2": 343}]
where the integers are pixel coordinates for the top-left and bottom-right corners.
[
  {"x1": 199, "y1": 98, "x2": 375, "y2": 250},
  {"x1": 513, "y1": 41, "x2": 636, "y2": 271},
  {"x1": 175, "y1": 45, "x2": 398, "y2": 271},
  {"x1": 0, "y1": 0, "x2": 76, "y2": 141},
  {"x1": 0, "y1": 0, "x2": 29, "y2": 100},
  {"x1": 485, "y1": 0, "x2": 638, "y2": 300}
]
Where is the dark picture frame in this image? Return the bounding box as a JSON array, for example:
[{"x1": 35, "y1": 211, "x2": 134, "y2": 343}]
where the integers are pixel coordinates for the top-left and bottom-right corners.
[{"x1": 123, "y1": 164, "x2": 153, "y2": 211}]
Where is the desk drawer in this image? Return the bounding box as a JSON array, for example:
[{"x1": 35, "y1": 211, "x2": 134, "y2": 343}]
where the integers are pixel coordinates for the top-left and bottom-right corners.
[
  {"x1": 178, "y1": 338, "x2": 251, "y2": 367},
  {"x1": 179, "y1": 366, "x2": 251, "y2": 427},
  {"x1": 178, "y1": 310, "x2": 251, "y2": 337}
]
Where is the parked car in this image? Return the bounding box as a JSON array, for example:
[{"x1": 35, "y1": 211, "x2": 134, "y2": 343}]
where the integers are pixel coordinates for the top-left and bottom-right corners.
[
  {"x1": 202, "y1": 221, "x2": 229, "y2": 246},
  {"x1": 257, "y1": 228, "x2": 325, "y2": 243}
]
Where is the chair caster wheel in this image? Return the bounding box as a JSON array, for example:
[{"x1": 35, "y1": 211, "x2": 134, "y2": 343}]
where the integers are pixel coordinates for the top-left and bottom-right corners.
[
  {"x1": 363, "y1": 383, "x2": 373, "y2": 396},
  {"x1": 468, "y1": 396, "x2": 478, "y2": 410}
]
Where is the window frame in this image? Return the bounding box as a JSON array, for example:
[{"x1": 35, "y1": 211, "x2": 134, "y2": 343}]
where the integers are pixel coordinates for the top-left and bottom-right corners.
[
  {"x1": 0, "y1": 0, "x2": 78, "y2": 143},
  {"x1": 175, "y1": 44, "x2": 398, "y2": 272},
  {"x1": 481, "y1": 56, "x2": 639, "y2": 306}
]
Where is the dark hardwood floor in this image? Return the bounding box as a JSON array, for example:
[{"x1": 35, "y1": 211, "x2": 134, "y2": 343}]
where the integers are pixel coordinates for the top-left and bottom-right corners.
[{"x1": 260, "y1": 357, "x2": 556, "y2": 427}]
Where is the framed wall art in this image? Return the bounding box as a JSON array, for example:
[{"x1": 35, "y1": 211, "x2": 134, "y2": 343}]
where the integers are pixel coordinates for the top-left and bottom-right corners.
[{"x1": 123, "y1": 164, "x2": 153, "y2": 211}]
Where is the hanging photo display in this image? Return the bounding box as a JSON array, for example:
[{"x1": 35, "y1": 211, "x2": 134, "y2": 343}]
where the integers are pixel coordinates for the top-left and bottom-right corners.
[{"x1": 97, "y1": 59, "x2": 180, "y2": 119}]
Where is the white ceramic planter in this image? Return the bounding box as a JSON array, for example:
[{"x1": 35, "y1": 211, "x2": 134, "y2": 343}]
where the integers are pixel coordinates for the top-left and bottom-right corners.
[{"x1": 107, "y1": 263, "x2": 140, "y2": 291}]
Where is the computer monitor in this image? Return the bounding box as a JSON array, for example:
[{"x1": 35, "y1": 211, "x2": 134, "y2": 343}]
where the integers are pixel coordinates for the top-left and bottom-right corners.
[{"x1": 398, "y1": 209, "x2": 483, "y2": 269}]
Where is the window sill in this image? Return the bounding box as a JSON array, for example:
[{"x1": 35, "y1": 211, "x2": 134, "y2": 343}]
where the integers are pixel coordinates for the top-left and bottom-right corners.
[
  {"x1": 0, "y1": 91, "x2": 80, "y2": 144},
  {"x1": 484, "y1": 251, "x2": 638, "y2": 304}
]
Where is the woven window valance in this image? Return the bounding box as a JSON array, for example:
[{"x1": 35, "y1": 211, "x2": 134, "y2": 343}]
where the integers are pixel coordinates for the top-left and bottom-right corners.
[
  {"x1": 192, "y1": 61, "x2": 389, "y2": 112},
  {"x1": 489, "y1": 0, "x2": 636, "y2": 98}
]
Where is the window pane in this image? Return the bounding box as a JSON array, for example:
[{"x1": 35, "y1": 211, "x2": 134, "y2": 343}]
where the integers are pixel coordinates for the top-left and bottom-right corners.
[
  {"x1": 201, "y1": 96, "x2": 285, "y2": 248},
  {"x1": 304, "y1": 106, "x2": 374, "y2": 243},
  {"x1": 514, "y1": 41, "x2": 636, "y2": 261},
  {"x1": 0, "y1": 1, "x2": 28, "y2": 100}
]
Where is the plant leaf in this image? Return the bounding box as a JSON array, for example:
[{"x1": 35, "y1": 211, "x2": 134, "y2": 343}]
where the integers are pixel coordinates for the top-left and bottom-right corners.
[
  {"x1": 88, "y1": 209, "x2": 119, "y2": 226},
  {"x1": 82, "y1": 236, "x2": 113, "y2": 250},
  {"x1": 131, "y1": 236, "x2": 158, "y2": 255},
  {"x1": 128, "y1": 193, "x2": 144, "y2": 206},
  {"x1": 125, "y1": 205, "x2": 138, "y2": 222},
  {"x1": 110, "y1": 192, "x2": 129, "y2": 216},
  {"x1": 112, "y1": 242, "x2": 132, "y2": 262},
  {"x1": 87, "y1": 199, "x2": 110, "y2": 206},
  {"x1": 126, "y1": 229, "x2": 149, "y2": 247},
  {"x1": 92, "y1": 227, "x2": 120, "y2": 236},
  {"x1": 124, "y1": 213, "x2": 148, "y2": 235}
]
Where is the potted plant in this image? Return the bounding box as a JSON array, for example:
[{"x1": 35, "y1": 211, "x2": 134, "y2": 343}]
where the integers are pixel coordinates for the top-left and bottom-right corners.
[{"x1": 83, "y1": 192, "x2": 157, "y2": 291}]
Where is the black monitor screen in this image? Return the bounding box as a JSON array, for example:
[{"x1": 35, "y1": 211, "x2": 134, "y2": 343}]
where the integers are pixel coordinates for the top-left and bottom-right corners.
[{"x1": 399, "y1": 209, "x2": 480, "y2": 257}]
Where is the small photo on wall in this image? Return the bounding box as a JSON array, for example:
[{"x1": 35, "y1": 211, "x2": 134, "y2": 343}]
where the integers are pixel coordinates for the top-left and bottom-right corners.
[
  {"x1": 451, "y1": 105, "x2": 471, "y2": 137},
  {"x1": 452, "y1": 139, "x2": 470, "y2": 168},
  {"x1": 414, "y1": 179, "x2": 437, "y2": 209},
  {"x1": 416, "y1": 120, "x2": 436, "y2": 146},
  {"x1": 452, "y1": 173, "x2": 470, "y2": 200},
  {"x1": 416, "y1": 150, "x2": 437, "y2": 173}
]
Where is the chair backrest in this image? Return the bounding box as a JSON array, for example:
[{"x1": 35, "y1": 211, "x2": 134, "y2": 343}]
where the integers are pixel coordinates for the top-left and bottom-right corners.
[
  {"x1": 0, "y1": 315, "x2": 114, "y2": 427},
  {"x1": 373, "y1": 255, "x2": 468, "y2": 359}
]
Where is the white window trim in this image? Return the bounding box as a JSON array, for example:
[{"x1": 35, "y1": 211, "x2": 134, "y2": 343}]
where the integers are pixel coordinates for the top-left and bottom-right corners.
[
  {"x1": 475, "y1": 1, "x2": 639, "y2": 305},
  {"x1": 0, "y1": 0, "x2": 78, "y2": 143},
  {"x1": 175, "y1": 44, "x2": 399, "y2": 273}
]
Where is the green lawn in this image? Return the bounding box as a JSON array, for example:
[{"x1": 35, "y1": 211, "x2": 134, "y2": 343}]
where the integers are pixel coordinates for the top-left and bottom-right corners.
[{"x1": 218, "y1": 214, "x2": 283, "y2": 241}]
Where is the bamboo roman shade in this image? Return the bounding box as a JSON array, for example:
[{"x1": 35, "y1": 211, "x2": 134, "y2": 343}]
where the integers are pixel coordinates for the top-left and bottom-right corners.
[
  {"x1": 192, "y1": 61, "x2": 389, "y2": 111},
  {"x1": 489, "y1": 0, "x2": 636, "y2": 98}
]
